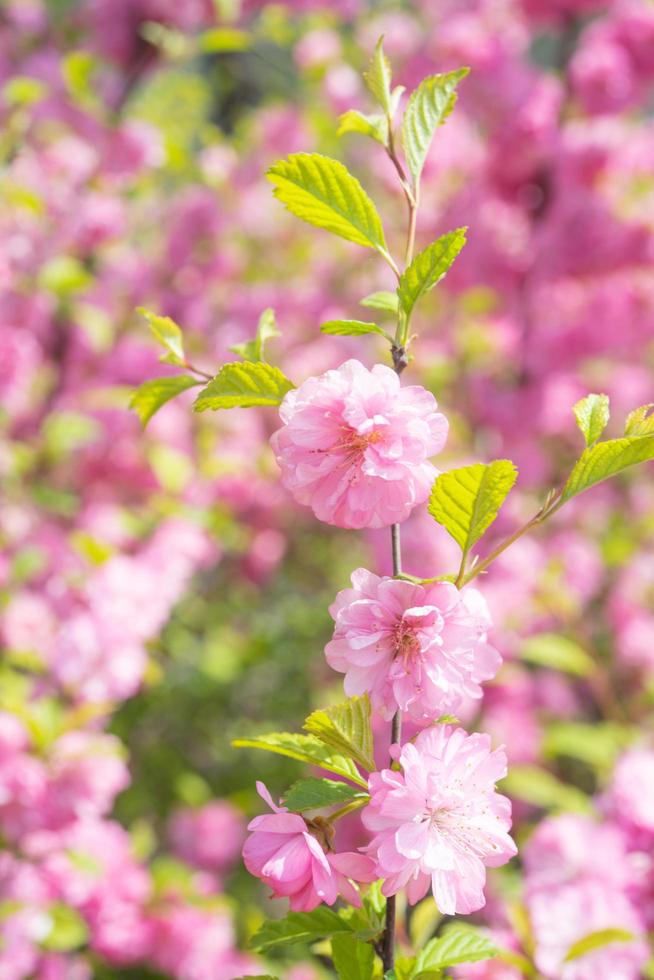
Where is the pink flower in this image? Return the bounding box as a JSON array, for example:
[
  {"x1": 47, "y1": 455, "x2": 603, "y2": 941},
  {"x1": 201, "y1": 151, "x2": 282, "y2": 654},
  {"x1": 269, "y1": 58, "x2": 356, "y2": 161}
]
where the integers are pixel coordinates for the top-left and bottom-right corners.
[
  {"x1": 169, "y1": 801, "x2": 245, "y2": 874},
  {"x1": 270, "y1": 360, "x2": 448, "y2": 529},
  {"x1": 326, "y1": 570, "x2": 500, "y2": 721},
  {"x1": 242, "y1": 782, "x2": 375, "y2": 911},
  {"x1": 363, "y1": 727, "x2": 516, "y2": 914},
  {"x1": 607, "y1": 748, "x2": 654, "y2": 837}
]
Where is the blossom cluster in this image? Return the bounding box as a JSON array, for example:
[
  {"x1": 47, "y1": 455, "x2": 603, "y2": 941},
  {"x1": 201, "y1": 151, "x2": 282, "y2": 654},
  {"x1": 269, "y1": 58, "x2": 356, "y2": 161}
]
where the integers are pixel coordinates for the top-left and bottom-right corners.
[{"x1": 1, "y1": 0, "x2": 654, "y2": 976}]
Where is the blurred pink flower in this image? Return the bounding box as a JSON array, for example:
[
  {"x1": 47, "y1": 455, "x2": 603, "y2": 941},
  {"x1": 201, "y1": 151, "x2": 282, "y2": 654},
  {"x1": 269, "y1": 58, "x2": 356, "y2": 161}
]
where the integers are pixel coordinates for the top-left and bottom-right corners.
[
  {"x1": 169, "y1": 801, "x2": 245, "y2": 874},
  {"x1": 271, "y1": 359, "x2": 448, "y2": 529},
  {"x1": 326, "y1": 569, "x2": 500, "y2": 720},
  {"x1": 242, "y1": 782, "x2": 375, "y2": 911},
  {"x1": 363, "y1": 726, "x2": 516, "y2": 913}
]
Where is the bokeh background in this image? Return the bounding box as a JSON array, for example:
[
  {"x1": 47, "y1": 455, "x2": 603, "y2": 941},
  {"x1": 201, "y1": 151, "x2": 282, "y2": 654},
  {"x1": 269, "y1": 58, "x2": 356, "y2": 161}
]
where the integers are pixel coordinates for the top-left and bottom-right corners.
[{"x1": 1, "y1": 0, "x2": 654, "y2": 977}]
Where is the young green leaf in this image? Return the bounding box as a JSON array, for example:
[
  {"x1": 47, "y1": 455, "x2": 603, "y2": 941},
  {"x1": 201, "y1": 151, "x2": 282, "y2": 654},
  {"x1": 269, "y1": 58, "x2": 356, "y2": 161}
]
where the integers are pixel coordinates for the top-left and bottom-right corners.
[
  {"x1": 573, "y1": 393, "x2": 610, "y2": 446},
  {"x1": 412, "y1": 926, "x2": 498, "y2": 977},
  {"x1": 304, "y1": 695, "x2": 375, "y2": 772},
  {"x1": 137, "y1": 308, "x2": 186, "y2": 366},
  {"x1": 332, "y1": 934, "x2": 375, "y2": 980},
  {"x1": 41, "y1": 903, "x2": 89, "y2": 953},
  {"x1": 231, "y1": 731, "x2": 367, "y2": 787},
  {"x1": 360, "y1": 290, "x2": 399, "y2": 314},
  {"x1": 283, "y1": 777, "x2": 366, "y2": 813},
  {"x1": 130, "y1": 376, "x2": 200, "y2": 428},
  {"x1": 267, "y1": 153, "x2": 388, "y2": 256},
  {"x1": 543, "y1": 721, "x2": 633, "y2": 774},
  {"x1": 561, "y1": 434, "x2": 654, "y2": 502},
  {"x1": 250, "y1": 907, "x2": 355, "y2": 951},
  {"x1": 320, "y1": 319, "x2": 390, "y2": 340},
  {"x1": 502, "y1": 765, "x2": 592, "y2": 814},
  {"x1": 229, "y1": 308, "x2": 280, "y2": 362},
  {"x1": 564, "y1": 929, "x2": 634, "y2": 963},
  {"x1": 624, "y1": 403, "x2": 654, "y2": 436},
  {"x1": 428, "y1": 460, "x2": 518, "y2": 559},
  {"x1": 520, "y1": 633, "x2": 594, "y2": 677},
  {"x1": 363, "y1": 37, "x2": 403, "y2": 119},
  {"x1": 338, "y1": 109, "x2": 388, "y2": 146},
  {"x1": 402, "y1": 69, "x2": 469, "y2": 186},
  {"x1": 397, "y1": 229, "x2": 467, "y2": 322},
  {"x1": 193, "y1": 362, "x2": 294, "y2": 412}
]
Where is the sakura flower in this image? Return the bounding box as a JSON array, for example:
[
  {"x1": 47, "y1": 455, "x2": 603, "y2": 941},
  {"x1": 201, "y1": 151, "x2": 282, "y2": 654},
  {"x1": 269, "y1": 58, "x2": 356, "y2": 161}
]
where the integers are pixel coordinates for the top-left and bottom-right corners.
[
  {"x1": 326, "y1": 570, "x2": 500, "y2": 721},
  {"x1": 242, "y1": 782, "x2": 375, "y2": 911},
  {"x1": 270, "y1": 360, "x2": 448, "y2": 529},
  {"x1": 363, "y1": 726, "x2": 516, "y2": 914}
]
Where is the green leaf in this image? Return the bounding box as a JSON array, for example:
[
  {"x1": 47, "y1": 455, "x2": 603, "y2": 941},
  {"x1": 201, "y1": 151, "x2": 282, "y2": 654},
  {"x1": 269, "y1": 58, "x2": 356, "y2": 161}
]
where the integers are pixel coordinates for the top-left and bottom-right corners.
[
  {"x1": 41, "y1": 903, "x2": 89, "y2": 953},
  {"x1": 199, "y1": 27, "x2": 250, "y2": 52},
  {"x1": 428, "y1": 460, "x2": 518, "y2": 559},
  {"x1": 573, "y1": 393, "x2": 610, "y2": 446},
  {"x1": 332, "y1": 934, "x2": 375, "y2": 980},
  {"x1": 520, "y1": 633, "x2": 594, "y2": 677},
  {"x1": 304, "y1": 695, "x2": 375, "y2": 772},
  {"x1": 3, "y1": 75, "x2": 48, "y2": 107},
  {"x1": 338, "y1": 109, "x2": 388, "y2": 146},
  {"x1": 402, "y1": 69, "x2": 469, "y2": 186},
  {"x1": 231, "y1": 731, "x2": 367, "y2": 788},
  {"x1": 624, "y1": 403, "x2": 654, "y2": 436},
  {"x1": 229, "y1": 308, "x2": 280, "y2": 362},
  {"x1": 413, "y1": 926, "x2": 498, "y2": 977},
  {"x1": 387, "y1": 957, "x2": 418, "y2": 980},
  {"x1": 360, "y1": 290, "x2": 399, "y2": 314},
  {"x1": 39, "y1": 256, "x2": 91, "y2": 296},
  {"x1": 397, "y1": 229, "x2": 467, "y2": 321},
  {"x1": 62, "y1": 50, "x2": 98, "y2": 109},
  {"x1": 267, "y1": 153, "x2": 388, "y2": 256},
  {"x1": 193, "y1": 362, "x2": 294, "y2": 412},
  {"x1": 564, "y1": 929, "x2": 634, "y2": 963},
  {"x1": 543, "y1": 721, "x2": 633, "y2": 774},
  {"x1": 363, "y1": 37, "x2": 403, "y2": 118},
  {"x1": 250, "y1": 907, "x2": 354, "y2": 951},
  {"x1": 283, "y1": 777, "x2": 366, "y2": 812},
  {"x1": 502, "y1": 765, "x2": 592, "y2": 813},
  {"x1": 320, "y1": 319, "x2": 390, "y2": 340},
  {"x1": 138, "y1": 308, "x2": 186, "y2": 366},
  {"x1": 561, "y1": 434, "x2": 654, "y2": 502},
  {"x1": 130, "y1": 376, "x2": 200, "y2": 428}
]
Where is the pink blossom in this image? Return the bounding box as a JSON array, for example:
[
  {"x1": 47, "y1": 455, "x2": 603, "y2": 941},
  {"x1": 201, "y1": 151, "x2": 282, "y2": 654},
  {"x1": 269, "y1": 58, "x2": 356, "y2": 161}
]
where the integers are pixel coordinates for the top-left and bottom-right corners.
[
  {"x1": 242, "y1": 782, "x2": 375, "y2": 911},
  {"x1": 607, "y1": 748, "x2": 654, "y2": 837},
  {"x1": 150, "y1": 903, "x2": 257, "y2": 980},
  {"x1": 363, "y1": 726, "x2": 516, "y2": 914},
  {"x1": 270, "y1": 360, "x2": 448, "y2": 529},
  {"x1": 169, "y1": 801, "x2": 245, "y2": 874},
  {"x1": 326, "y1": 569, "x2": 500, "y2": 721}
]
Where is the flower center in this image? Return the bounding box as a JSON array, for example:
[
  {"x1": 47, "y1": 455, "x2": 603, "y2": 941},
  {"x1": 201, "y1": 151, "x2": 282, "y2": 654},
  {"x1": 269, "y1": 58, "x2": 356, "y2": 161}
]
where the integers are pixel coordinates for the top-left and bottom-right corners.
[
  {"x1": 393, "y1": 620, "x2": 421, "y2": 666},
  {"x1": 333, "y1": 424, "x2": 383, "y2": 459}
]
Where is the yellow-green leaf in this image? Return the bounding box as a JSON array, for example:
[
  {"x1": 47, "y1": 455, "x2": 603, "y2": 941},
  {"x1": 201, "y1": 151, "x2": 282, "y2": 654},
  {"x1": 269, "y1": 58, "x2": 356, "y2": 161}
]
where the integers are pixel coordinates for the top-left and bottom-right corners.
[
  {"x1": 320, "y1": 319, "x2": 390, "y2": 340},
  {"x1": 624, "y1": 403, "x2": 654, "y2": 436},
  {"x1": 138, "y1": 307, "x2": 186, "y2": 365},
  {"x1": 397, "y1": 229, "x2": 467, "y2": 321},
  {"x1": 360, "y1": 290, "x2": 399, "y2": 314},
  {"x1": 338, "y1": 109, "x2": 388, "y2": 146},
  {"x1": 428, "y1": 460, "x2": 517, "y2": 558},
  {"x1": 402, "y1": 69, "x2": 469, "y2": 185},
  {"x1": 564, "y1": 929, "x2": 634, "y2": 963},
  {"x1": 561, "y1": 435, "x2": 654, "y2": 502},
  {"x1": 231, "y1": 731, "x2": 367, "y2": 787},
  {"x1": 332, "y1": 933, "x2": 375, "y2": 980},
  {"x1": 304, "y1": 695, "x2": 375, "y2": 772},
  {"x1": 573, "y1": 393, "x2": 610, "y2": 446},
  {"x1": 130, "y1": 376, "x2": 200, "y2": 427},
  {"x1": 193, "y1": 362, "x2": 294, "y2": 412},
  {"x1": 502, "y1": 766, "x2": 592, "y2": 813},
  {"x1": 267, "y1": 153, "x2": 388, "y2": 255},
  {"x1": 363, "y1": 37, "x2": 402, "y2": 118},
  {"x1": 520, "y1": 633, "x2": 594, "y2": 677},
  {"x1": 229, "y1": 308, "x2": 280, "y2": 362}
]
